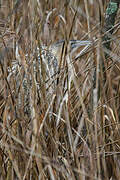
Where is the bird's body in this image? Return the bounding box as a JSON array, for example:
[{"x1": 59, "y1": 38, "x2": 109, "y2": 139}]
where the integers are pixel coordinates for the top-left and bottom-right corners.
[{"x1": 8, "y1": 40, "x2": 91, "y2": 117}]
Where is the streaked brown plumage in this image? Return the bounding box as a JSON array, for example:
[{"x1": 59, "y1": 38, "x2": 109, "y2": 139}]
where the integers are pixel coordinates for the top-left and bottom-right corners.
[{"x1": 7, "y1": 40, "x2": 91, "y2": 117}]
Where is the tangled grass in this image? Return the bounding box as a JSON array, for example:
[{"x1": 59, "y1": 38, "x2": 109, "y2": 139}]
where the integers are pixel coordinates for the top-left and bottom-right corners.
[{"x1": 0, "y1": 0, "x2": 120, "y2": 179}]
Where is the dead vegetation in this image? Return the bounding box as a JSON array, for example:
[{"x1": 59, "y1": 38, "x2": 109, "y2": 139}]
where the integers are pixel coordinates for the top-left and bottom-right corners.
[{"x1": 0, "y1": 0, "x2": 120, "y2": 179}]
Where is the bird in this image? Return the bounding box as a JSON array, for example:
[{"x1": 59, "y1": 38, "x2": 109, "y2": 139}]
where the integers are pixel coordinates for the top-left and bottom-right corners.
[{"x1": 7, "y1": 39, "x2": 92, "y2": 117}]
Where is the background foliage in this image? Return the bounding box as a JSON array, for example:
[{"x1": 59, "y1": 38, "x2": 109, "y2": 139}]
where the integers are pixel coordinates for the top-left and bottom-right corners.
[{"x1": 0, "y1": 0, "x2": 120, "y2": 179}]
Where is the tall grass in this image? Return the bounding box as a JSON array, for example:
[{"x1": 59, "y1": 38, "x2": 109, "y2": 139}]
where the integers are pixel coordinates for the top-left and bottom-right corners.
[{"x1": 0, "y1": 0, "x2": 120, "y2": 179}]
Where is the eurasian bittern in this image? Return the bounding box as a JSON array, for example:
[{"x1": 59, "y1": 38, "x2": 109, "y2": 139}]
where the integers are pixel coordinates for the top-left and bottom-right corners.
[{"x1": 8, "y1": 39, "x2": 92, "y2": 117}]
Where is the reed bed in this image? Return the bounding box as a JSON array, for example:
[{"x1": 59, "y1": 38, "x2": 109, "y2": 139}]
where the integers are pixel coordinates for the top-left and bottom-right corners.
[{"x1": 0, "y1": 0, "x2": 120, "y2": 179}]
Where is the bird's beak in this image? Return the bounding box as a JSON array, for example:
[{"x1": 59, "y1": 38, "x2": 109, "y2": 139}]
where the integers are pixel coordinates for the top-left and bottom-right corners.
[
  {"x1": 70, "y1": 40, "x2": 92, "y2": 49},
  {"x1": 50, "y1": 40, "x2": 92, "y2": 61}
]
